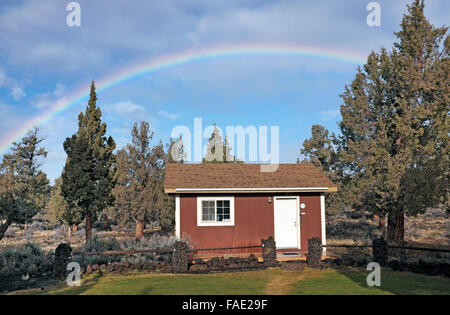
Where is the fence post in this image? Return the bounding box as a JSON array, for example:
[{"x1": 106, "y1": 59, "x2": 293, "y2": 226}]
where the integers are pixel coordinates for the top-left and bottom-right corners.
[
  {"x1": 398, "y1": 240, "x2": 407, "y2": 264},
  {"x1": 54, "y1": 243, "x2": 72, "y2": 279},
  {"x1": 172, "y1": 241, "x2": 188, "y2": 273},
  {"x1": 261, "y1": 236, "x2": 277, "y2": 266},
  {"x1": 307, "y1": 237, "x2": 322, "y2": 268},
  {"x1": 372, "y1": 237, "x2": 388, "y2": 266}
]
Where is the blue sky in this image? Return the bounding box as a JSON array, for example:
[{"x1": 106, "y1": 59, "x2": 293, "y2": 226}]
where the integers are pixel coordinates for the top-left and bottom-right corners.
[{"x1": 0, "y1": 0, "x2": 448, "y2": 182}]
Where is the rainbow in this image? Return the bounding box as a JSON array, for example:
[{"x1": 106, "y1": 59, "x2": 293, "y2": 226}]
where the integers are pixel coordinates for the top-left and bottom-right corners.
[{"x1": 0, "y1": 43, "x2": 365, "y2": 155}]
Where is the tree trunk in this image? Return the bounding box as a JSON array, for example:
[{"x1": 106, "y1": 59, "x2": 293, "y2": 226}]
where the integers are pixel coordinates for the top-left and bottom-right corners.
[
  {"x1": 387, "y1": 211, "x2": 404, "y2": 242},
  {"x1": 0, "y1": 220, "x2": 11, "y2": 241},
  {"x1": 85, "y1": 212, "x2": 92, "y2": 244},
  {"x1": 104, "y1": 217, "x2": 109, "y2": 231},
  {"x1": 378, "y1": 213, "x2": 386, "y2": 230},
  {"x1": 135, "y1": 220, "x2": 144, "y2": 239},
  {"x1": 67, "y1": 226, "x2": 72, "y2": 244}
]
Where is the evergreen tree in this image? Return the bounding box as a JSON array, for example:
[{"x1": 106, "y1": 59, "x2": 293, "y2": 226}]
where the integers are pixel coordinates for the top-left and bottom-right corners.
[
  {"x1": 338, "y1": 0, "x2": 448, "y2": 241},
  {"x1": 62, "y1": 82, "x2": 116, "y2": 243},
  {"x1": 300, "y1": 124, "x2": 336, "y2": 171},
  {"x1": 112, "y1": 121, "x2": 165, "y2": 238},
  {"x1": 167, "y1": 136, "x2": 186, "y2": 163},
  {"x1": 0, "y1": 128, "x2": 50, "y2": 240},
  {"x1": 50, "y1": 177, "x2": 82, "y2": 243},
  {"x1": 203, "y1": 124, "x2": 238, "y2": 163},
  {"x1": 300, "y1": 125, "x2": 347, "y2": 215}
]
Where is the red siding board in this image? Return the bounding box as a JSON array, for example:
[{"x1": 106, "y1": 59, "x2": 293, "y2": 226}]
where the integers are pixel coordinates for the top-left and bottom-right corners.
[
  {"x1": 299, "y1": 194, "x2": 322, "y2": 251},
  {"x1": 180, "y1": 193, "x2": 322, "y2": 253}
]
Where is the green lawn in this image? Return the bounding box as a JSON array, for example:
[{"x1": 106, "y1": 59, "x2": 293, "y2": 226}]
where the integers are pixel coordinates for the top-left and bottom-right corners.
[
  {"x1": 293, "y1": 269, "x2": 450, "y2": 295},
  {"x1": 18, "y1": 267, "x2": 450, "y2": 295}
]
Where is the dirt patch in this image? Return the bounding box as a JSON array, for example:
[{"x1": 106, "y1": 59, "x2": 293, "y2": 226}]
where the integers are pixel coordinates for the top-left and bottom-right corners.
[
  {"x1": 265, "y1": 270, "x2": 303, "y2": 294},
  {"x1": 265, "y1": 268, "x2": 336, "y2": 294}
]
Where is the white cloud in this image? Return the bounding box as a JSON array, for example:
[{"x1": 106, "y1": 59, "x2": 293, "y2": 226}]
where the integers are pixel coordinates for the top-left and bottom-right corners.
[
  {"x1": 10, "y1": 87, "x2": 26, "y2": 100},
  {"x1": 32, "y1": 83, "x2": 67, "y2": 109},
  {"x1": 0, "y1": 68, "x2": 26, "y2": 101},
  {"x1": 53, "y1": 83, "x2": 66, "y2": 97},
  {"x1": 113, "y1": 100, "x2": 145, "y2": 114},
  {"x1": 158, "y1": 110, "x2": 178, "y2": 120},
  {"x1": 104, "y1": 100, "x2": 147, "y2": 121},
  {"x1": 0, "y1": 70, "x2": 13, "y2": 87},
  {"x1": 1, "y1": 0, "x2": 447, "y2": 80}
]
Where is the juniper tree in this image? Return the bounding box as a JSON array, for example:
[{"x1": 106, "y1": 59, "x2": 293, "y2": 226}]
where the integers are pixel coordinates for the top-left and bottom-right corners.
[
  {"x1": 300, "y1": 125, "x2": 350, "y2": 215},
  {"x1": 0, "y1": 128, "x2": 50, "y2": 240},
  {"x1": 50, "y1": 177, "x2": 83, "y2": 243},
  {"x1": 112, "y1": 121, "x2": 165, "y2": 238},
  {"x1": 167, "y1": 136, "x2": 186, "y2": 163},
  {"x1": 337, "y1": 0, "x2": 448, "y2": 241},
  {"x1": 203, "y1": 124, "x2": 238, "y2": 163},
  {"x1": 62, "y1": 82, "x2": 116, "y2": 244},
  {"x1": 301, "y1": 125, "x2": 336, "y2": 171}
]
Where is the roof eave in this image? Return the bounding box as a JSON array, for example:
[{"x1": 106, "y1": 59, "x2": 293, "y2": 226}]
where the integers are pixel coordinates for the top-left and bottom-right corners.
[{"x1": 165, "y1": 186, "x2": 338, "y2": 194}]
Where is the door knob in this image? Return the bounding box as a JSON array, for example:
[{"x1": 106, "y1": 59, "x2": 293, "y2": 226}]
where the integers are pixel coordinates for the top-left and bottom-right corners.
[{"x1": 301, "y1": 212, "x2": 306, "y2": 215}]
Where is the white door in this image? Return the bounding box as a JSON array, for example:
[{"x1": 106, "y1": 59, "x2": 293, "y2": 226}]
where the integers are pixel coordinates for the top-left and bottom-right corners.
[{"x1": 274, "y1": 197, "x2": 299, "y2": 249}]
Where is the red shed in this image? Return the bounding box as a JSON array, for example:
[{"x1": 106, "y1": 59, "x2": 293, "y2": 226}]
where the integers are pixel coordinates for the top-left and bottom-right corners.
[{"x1": 164, "y1": 163, "x2": 337, "y2": 255}]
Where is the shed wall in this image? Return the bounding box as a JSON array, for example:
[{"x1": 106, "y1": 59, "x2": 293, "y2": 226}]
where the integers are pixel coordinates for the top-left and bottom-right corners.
[{"x1": 179, "y1": 193, "x2": 322, "y2": 252}]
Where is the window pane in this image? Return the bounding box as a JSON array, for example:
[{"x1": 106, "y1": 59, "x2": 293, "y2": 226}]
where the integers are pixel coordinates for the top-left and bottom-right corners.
[
  {"x1": 223, "y1": 202, "x2": 230, "y2": 221},
  {"x1": 216, "y1": 200, "x2": 230, "y2": 222},
  {"x1": 202, "y1": 200, "x2": 215, "y2": 221},
  {"x1": 201, "y1": 199, "x2": 231, "y2": 223}
]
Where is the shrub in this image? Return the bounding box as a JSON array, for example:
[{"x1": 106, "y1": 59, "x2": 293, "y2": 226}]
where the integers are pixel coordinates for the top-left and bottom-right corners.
[
  {"x1": 74, "y1": 234, "x2": 122, "y2": 267},
  {"x1": 73, "y1": 234, "x2": 190, "y2": 267},
  {"x1": 22, "y1": 222, "x2": 46, "y2": 239},
  {"x1": 0, "y1": 243, "x2": 53, "y2": 276},
  {"x1": 4, "y1": 226, "x2": 17, "y2": 238},
  {"x1": 52, "y1": 225, "x2": 67, "y2": 240},
  {"x1": 120, "y1": 234, "x2": 180, "y2": 264},
  {"x1": 73, "y1": 228, "x2": 85, "y2": 238},
  {"x1": 92, "y1": 220, "x2": 112, "y2": 232}
]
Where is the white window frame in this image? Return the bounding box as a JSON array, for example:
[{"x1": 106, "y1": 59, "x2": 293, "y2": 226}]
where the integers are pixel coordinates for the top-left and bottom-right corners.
[{"x1": 197, "y1": 196, "x2": 235, "y2": 226}]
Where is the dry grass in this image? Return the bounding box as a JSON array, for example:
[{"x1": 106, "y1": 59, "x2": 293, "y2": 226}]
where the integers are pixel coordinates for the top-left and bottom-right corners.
[
  {"x1": 1, "y1": 207, "x2": 448, "y2": 258},
  {"x1": 327, "y1": 207, "x2": 449, "y2": 247},
  {"x1": 0, "y1": 226, "x2": 136, "y2": 253},
  {"x1": 405, "y1": 207, "x2": 449, "y2": 245},
  {"x1": 265, "y1": 269, "x2": 306, "y2": 294}
]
